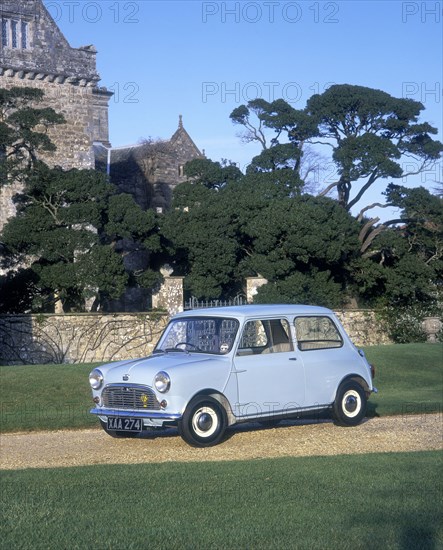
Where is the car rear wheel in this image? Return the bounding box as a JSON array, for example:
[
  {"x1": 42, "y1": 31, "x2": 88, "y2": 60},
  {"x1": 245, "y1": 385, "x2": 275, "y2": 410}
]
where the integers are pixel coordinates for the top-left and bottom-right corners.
[
  {"x1": 332, "y1": 381, "x2": 367, "y2": 426},
  {"x1": 178, "y1": 396, "x2": 227, "y2": 447}
]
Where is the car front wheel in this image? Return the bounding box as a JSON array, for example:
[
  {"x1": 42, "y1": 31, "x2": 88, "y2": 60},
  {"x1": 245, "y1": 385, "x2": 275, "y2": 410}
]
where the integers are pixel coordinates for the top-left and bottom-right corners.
[
  {"x1": 178, "y1": 396, "x2": 227, "y2": 447},
  {"x1": 332, "y1": 381, "x2": 367, "y2": 426}
]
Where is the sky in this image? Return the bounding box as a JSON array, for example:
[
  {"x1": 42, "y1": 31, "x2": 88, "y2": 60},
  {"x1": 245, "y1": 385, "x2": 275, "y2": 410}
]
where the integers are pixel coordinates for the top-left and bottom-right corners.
[{"x1": 43, "y1": 0, "x2": 442, "y2": 217}]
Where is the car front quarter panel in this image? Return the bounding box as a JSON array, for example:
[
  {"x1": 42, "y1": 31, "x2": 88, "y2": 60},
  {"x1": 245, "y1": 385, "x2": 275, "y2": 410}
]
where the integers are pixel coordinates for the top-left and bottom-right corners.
[{"x1": 91, "y1": 354, "x2": 233, "y2": 420}]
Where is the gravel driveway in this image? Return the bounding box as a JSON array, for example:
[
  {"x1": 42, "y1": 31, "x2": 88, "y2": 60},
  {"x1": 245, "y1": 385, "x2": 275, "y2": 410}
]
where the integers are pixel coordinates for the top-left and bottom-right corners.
[{"x1": 1, "y1": 413, "x2": 441, "y2": 470}]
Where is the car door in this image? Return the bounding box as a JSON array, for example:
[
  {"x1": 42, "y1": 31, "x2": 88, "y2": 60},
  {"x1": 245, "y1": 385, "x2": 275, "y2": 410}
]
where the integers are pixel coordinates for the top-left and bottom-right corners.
[
  {"x1": 232, "y1": 318, "x2": 305, "y2": 420},
  {"x1": 294, "y1": 315, "x2": 355, "y2": 406}
]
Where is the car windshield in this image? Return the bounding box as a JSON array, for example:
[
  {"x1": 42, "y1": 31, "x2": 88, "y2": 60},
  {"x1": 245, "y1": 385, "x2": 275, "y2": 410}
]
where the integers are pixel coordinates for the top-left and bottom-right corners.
[{"x1": 155, "y1": 317, "x2": 240, "y2": 355}]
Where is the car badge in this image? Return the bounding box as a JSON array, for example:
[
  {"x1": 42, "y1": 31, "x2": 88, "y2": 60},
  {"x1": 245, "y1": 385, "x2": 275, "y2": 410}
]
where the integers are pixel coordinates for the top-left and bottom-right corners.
[
  {"x1": 140, "y1": 394, "x2": 149, "y2": 408},
  {"x1": 123, "y1": 374, "x2": 129, "y2": 381}
]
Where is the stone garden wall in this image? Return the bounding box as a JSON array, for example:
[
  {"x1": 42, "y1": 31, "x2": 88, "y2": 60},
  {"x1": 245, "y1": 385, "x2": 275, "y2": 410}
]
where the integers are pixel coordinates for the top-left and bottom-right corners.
[
  {"x1": 0, "y1": 309, "x2": 390, "y2": 365},
  {"x1": 0, "y1": 313, "x2": 168, "y2": 365},
  {"x1": 334, "y1": 309, "x2": 391, "y2": 347}
]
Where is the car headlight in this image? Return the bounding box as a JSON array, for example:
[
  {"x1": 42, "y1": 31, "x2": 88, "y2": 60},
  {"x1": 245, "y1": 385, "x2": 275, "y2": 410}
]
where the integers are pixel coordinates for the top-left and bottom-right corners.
[
  {"x1": 154, "y1": 371, "x2": 170, "y2": 393},
  {"x1": 89, "y1": 368, "x2": 104, "y2": 390}
]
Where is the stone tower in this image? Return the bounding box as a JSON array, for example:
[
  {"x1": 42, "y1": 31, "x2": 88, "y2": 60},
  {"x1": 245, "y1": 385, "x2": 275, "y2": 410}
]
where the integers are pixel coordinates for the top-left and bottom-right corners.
[{"x1": 0, "y1": 0, "x2": 112, "y2": 229}]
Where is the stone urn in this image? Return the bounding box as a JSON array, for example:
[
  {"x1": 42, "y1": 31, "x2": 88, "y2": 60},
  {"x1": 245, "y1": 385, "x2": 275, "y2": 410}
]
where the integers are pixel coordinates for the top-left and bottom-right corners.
[{"x1": 421, "y1": 317, "x2": 442, "y2": 343}]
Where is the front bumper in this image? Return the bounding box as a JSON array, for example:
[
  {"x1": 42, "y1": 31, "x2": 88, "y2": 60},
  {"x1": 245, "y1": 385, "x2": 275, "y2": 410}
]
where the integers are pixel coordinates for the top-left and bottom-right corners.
[{"x1": 90, "y1": 408, "x2": 182, "y2": 421}]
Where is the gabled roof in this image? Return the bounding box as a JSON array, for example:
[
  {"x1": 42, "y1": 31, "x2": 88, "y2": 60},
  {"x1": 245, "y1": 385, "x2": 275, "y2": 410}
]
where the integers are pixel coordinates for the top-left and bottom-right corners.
[
  {"x1": 94, "y1": 116, "x2": 203, "y2": 169},
  {"x1": 169, "y1": 115, "x2": 203, "y2": 157}
]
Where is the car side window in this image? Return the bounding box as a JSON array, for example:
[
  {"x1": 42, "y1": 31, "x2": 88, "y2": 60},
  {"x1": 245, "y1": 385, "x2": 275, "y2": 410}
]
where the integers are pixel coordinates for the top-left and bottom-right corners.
[
  {"x1": 237, "y1": 319, "x2": 292, "y2": 356},
  {"x1": 295, "y1": 316, "x2": 343, "y2": 351}
]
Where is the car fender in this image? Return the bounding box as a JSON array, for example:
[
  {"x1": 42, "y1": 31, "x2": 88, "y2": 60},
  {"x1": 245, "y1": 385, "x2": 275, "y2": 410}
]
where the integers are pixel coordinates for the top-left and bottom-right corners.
[
  {"x1": 183, "y1": 388, "x2": 236, "y2": 426},
  {"x1": 334, "y1": 374, "x2": 371, "y2": 400}
]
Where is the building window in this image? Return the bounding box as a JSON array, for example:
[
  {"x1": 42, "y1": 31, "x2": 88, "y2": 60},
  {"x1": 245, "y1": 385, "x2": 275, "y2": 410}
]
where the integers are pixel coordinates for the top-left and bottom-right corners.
[
  {"x1": 21, "y1": 21, "x2": 28, "y2": 49},
  {"x1": 1, "y1": 19, "x2": 8, "y2": 47},
  {"x1": 1, "y1": 18, "x2": 30, "y2": 50},
  {"x1": 11, "y1": 20, "x2": 17, "y2": 48}
]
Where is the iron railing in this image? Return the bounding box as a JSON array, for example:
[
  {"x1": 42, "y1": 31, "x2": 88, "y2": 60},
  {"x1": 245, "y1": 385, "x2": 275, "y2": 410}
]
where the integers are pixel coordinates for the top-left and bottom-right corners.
[{"x1": 184, "y1": 295, "x2": 247, "y2": 310}]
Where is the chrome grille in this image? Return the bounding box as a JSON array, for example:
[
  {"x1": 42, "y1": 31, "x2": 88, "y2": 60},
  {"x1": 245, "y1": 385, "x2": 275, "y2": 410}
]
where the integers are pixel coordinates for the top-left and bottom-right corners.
[{"x1": 102, "y1": 385, "x2": 161, "y2": 410}]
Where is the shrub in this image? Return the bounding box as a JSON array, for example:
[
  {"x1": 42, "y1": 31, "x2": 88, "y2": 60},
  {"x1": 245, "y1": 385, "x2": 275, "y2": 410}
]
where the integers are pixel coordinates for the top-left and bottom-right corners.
[{"x1": 379, "y1": 301, "x2": 442, "y2": 343}]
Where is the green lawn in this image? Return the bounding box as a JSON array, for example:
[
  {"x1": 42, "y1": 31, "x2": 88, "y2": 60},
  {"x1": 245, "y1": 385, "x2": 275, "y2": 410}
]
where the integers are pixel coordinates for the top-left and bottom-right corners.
[
  {"x1": 0, "y1": 343, "x2": 441, "y2": 433},
  {"x1": 1, "y1": 451, "x2": 442, "y2": 549},
  {"x1": 1, "y1": 347, "x2": 442, "y2": 549},
  {"x1": 0, "y1": 362, "x2": 99, "y2": 432},
  {"x1": 364, "y1": 343, "x2": 442, "y2": 417}
]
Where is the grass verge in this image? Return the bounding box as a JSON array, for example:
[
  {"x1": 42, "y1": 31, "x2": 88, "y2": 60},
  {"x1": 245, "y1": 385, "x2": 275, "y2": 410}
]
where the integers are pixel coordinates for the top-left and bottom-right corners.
[
  {"x1": 0, "y1": 343, "x2": 441, "y2": 433},
  {"x1": 0, "y1": 362, "x2": 98, "y2": 432},
  {"x1": 364, "y1": 343, "x2": 442, "y2": 417},
  {"x1": 1, "y1": 451, "x2": 442, "y2": 549}
]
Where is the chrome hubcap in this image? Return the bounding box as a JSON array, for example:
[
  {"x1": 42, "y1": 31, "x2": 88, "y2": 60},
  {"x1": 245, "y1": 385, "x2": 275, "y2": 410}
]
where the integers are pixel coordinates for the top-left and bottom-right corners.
[
  {"x1": 197, "y1": 412, "x2": 213, "y2": 431},
  {"x1": 341, "y1": 389, "x2": 361, "y2": 418},
  {"x1": 192, "y1": 406, "x2": 218, "y2": 438},
  {"x1": 345, "y1": 395, "x2": 358, "y2": 413}
]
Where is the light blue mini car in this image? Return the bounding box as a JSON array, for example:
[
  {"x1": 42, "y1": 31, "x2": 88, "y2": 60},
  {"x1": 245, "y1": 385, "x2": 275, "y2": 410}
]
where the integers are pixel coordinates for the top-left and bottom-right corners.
[{"x1": 89, "y1": 305, "x2": 377, "y2": 447}]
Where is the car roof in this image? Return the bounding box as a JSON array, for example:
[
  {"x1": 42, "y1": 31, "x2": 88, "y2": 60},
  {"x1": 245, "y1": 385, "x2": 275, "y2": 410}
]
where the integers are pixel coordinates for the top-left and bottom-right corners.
[{"x1": 173, "y1": 304, "x2": 334, "y2": 320}]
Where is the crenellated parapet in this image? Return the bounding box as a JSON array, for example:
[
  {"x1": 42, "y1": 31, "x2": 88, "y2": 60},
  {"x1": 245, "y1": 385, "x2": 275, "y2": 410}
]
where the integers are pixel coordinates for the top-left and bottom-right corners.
[
  {"x1": 0, "y1": 0, "x2": 99, "y2": 81},
  {"x1": 0, "y1": 66, "x2": 101, "y2": 88}
]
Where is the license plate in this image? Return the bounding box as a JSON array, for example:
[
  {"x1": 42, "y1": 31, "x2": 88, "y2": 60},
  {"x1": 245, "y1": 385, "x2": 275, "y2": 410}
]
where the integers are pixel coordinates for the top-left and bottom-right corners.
[{"x1": 107, "y1": 417, "x2": 143, "y2": 432}]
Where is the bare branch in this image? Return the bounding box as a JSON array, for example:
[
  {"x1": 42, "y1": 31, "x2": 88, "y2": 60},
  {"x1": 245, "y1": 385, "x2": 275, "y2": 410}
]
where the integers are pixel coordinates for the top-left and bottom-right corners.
[
  {"x1": 360, "y1": 218, "x2": 408, "y2": 254},
  {"x1": 306, "y1": 140, "x2": 335, "y2": 148},
  {"x1": 359, "y1": 217, "x2": 380, "y2": 244},
  {"x1": 357, "y1": 202, "x2": 391, "y2": 222},
  {"x1": 317, "y1": 181, "x2": 339, "y2": 197}
]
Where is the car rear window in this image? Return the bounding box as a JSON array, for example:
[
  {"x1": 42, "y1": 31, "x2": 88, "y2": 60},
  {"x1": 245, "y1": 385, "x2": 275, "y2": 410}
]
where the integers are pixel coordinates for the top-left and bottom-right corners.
[{"x1": 294, "y1": 316, "x2": 343, "y2": 351}]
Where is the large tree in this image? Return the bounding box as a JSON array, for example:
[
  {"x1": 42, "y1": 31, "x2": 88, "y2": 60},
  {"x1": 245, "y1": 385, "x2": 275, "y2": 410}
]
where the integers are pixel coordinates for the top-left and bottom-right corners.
[
  {"x1": 230, "y1": 98, "x2": 317, "y2": 189},
  {"x1": 355, "y1": 184, "x2": 443, "y2": 304},
  {"x1": 162, "y1": 162, "x2": 360, "y2": 308},
  {"x1": 2, "y1": 163, "x2": 123, "y2": 311},
  {"x1": 0, "y1": 87, "x2": 65, "y2": 183},
  {"x1": 0, "y1": 86, "x2": 164, "y2": 312},
  {"x1": 307, "y1": 85, "x2": 442, "y2": 209},
  {"x1": 1, "y1": 162, "x2": 161, "y2": 312},
  {"x1": 230, "y1": 85, "x2": 443, "y2": 252}
]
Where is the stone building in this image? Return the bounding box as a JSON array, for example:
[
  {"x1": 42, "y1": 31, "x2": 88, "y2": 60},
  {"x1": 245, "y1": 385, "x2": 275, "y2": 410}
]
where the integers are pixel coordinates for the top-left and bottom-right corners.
[
  {"x1": 94, "y1": 115, "x2": 203, "y2": 212},
  {"x1": 0, "y1": 0, "x2": 111, "y2": 230},
  {"x1": 0, "y1": 0, "x2": 203, "y2": 231},
  {"x1": 0, "y1": 0, "x2": 203, "y2": 311}
]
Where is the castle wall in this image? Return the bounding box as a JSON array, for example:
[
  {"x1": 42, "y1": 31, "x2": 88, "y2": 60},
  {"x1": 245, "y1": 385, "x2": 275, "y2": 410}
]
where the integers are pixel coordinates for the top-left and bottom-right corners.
[
  {"x1": 0, "y1": 75, "x2": 104, "y2": 169},
  {"x1": 0, "y1": 1, "x2": 203, "y2": 313},
  {"x1": 0, "y1": 0, "x2": 111, "y2": 231},
  {"x1": 0, "y1": 74, "x2": 111, "y2": 230},
  {"x1": 0, "y1": 0, "x2": 99, "y2": 80}
]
